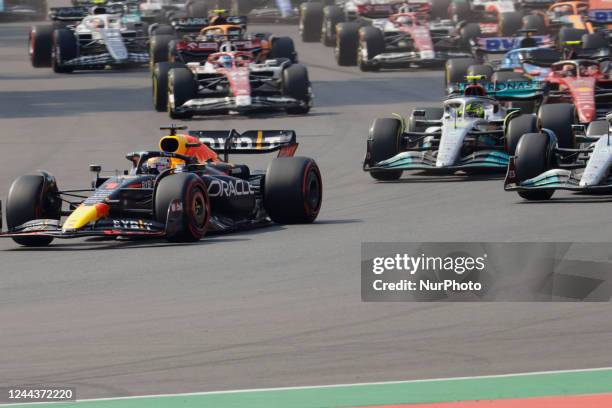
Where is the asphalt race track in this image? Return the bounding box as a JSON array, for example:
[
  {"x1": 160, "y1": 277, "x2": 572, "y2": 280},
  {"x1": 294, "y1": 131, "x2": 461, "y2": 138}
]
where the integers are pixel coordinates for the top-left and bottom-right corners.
[{"x1": 1, "y1": 3, "x2": 612, "y2": 399}]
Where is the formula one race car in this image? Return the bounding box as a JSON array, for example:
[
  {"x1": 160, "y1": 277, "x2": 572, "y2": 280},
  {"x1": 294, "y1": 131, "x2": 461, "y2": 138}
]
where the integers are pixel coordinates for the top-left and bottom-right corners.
[
  {"x1": 505, "y1": 113, "x2": 612, "y2": 200},
  {"x1": 449, "y1": 0, "x2": 524, "y2": 35},
  {"x1": 363, "y1": 76, "x2": 555, "y2": 180},
  {"x1": 150, "y1": 20, "x2": 297, "y2": 68},
  {"x1": 154, "y1": 51, "x2": 312, "y2": 118},
  {"x1": 344, "y1": 3, "x2": 473, "y2": 70},
  {"x1": 542, "y1": 58, "x2": 612, "y2": 123},
  {"x1": 0, "y1": 126, "x2": 322, "y2": 247},
  {"x1": 29, "y1": 7, "x2": 149, "y2": 71},
  {"x1": 139, "y1": 0, "x2": 209, "y2": 23},
  {"x1": 0, "y1": 0, "x2": 47, "y2": 21}
]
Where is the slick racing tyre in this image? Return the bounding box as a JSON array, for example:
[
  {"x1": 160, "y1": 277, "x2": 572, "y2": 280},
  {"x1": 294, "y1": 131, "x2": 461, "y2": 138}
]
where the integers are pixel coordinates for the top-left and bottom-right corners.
[
  {"x1": 451, "y1": 0, "x2": 470, "y2": 23},
  {"x1": 153, "y1": 62, "x2": 182, "y2": 112},
  {"x1": 168, "y1": 67, "x2": 196, "y2": 119},
  {"x1": 271, "y1": 37, "x2": 297, "y2": 63},
  {"x1": 152, "y1": 24, "x2": 175, "y2": 36},
  {"x1": 430, "y1": 0, "x2": 451, "y2": 19},
  {"x1": 358, "y1": 26, "x2": 385, "y2": 72},
  {"x1": 155, "y1": 173, "x2": 209, "y2": 242},
  {"x1": 537, "y1": 103, "x2": 576, "y2": 149},
  {"x1": 522, "y1": 14, "x2": 545, "y2": 34},
  {"x1": 367, "y1": 118, "x2": 403, "y2": 181},
  {"x1": 505, "y1": 114, "x2": 537, "y2": 155},
  {"x1": 187, "y1": 0, "x2": 208, "y2": 17},
  {"x1": 150, "y1": 34, "x2": 175, "y2": 69},
  {"x1": 582, "y1": 33, "x2": 608, "y2": 50},
  {"x1": 408, "y1": 107, "x2": 444, "y2": 133},
  {"x1": 558, "y1": 27, "x2": 587, "y2": 48},
  {"x1": 7, "y1": 173, "x2": 61, "y2": 247},
  {"x1": 322, "y1": 5, "x2": 344, "y2": 46},
  {"x1": 335, "y1": 22, "x2": 359, "y2": 66},
  {"x1": 52, "y1": 28, "x2": 76, "y2": 73},
  {"x1": 282, "y1": 64, "x2": 311, "y2": 114},
  {"x1": 500, "y1": 12, "x2": 523, "y2": 37},
  {"x1": 29, "y1": 25, "x2": 54, "y2": 68},
  {"x1": 467, "y1": 64, "x2": 494, "y2": 80},
  {"x1": 514, "y1": 132, "x2": 554, "y2": 200},
  {"x1": 445, "y1": 57, "x2": 476, "y2": 88},
  {"x1": 264, "y1": 157, "x2": 322, "y2": 224},
  {"x1": 300, "y1": 2, "x2": 324, "y2": 42},
  {"x1": 459, "y1": 23, "x2": 480, "y2": 49}
]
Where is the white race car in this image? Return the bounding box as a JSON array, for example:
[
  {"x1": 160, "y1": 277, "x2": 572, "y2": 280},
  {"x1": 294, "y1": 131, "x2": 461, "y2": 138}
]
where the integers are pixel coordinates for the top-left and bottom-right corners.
[{"x1": 30, "y1": 11, "x2": 149, "y2": 72}]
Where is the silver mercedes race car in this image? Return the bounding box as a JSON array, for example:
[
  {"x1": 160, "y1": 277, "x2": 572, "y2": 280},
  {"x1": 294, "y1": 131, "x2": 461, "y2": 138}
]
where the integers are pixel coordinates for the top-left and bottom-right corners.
[
  {"x1": 29, "y1": 7, "x2": 149, "y2": 72},
  {"x1": 363, "y1": 76, "x2": 551, "y2": 180},
  {"x1": 505, "y1": 113, "x2": 612, "y2": 200}
]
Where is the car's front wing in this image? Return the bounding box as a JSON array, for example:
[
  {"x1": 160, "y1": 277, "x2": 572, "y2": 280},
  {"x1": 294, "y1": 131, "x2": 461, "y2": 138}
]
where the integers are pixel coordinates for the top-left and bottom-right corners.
[
  {"x1": 63, "y1": 52, "x2": 149, "y2": 67},
  {"x1": 365, "y1": 150, "x2": 510, "y2": 172},
  {"x1": 365, "y1": 51, "x2": 472, "y2": 68},
  {"x1": 175, "y1": 96, "x2": 309, "y2": 115},
  {"x1": 504, "y1": 167, "x2": 612, "y2": 192}
]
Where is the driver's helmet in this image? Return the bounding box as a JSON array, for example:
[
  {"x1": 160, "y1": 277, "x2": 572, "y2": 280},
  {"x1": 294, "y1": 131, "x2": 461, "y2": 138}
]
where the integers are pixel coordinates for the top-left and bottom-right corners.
[
  {"x1": 562, "y1": 63, "x2": 576, "y2": 76},
  {"x1": 465, "y1": 102, "x2": 485, "y2": 118},
  {"x1": 219, "y1": 54, "x2": 233, "y2": 68},
  {"x1": 557, "y1": 5, "x2": 572, "y2": 15},
  {"x1": 143, "y1": 157, "x2": 171, "y2": 175},
  {"x1": 396, "y1": 15, "x2": 412, "y2": 25}
]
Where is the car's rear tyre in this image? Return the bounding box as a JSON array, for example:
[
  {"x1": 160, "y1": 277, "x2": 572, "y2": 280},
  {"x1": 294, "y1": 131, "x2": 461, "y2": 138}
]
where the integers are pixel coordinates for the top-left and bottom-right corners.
[
  {"x1": 168, "y1": 67, "x2": 196, "y2": 119},
  {"x1": 514, "y1": 132, "x2": 554, "y2": 200},
  {"x1": 153, "y1": 62, "x2": 182, "y2": 112},
  {"x1": 459, "y1": 22, "x2": 480, "y2": 49},
  {"x1": 500, "y1": 12, "x2": 523, "y2": 37},
  {"x1": 335, "y1": 22, "x2": 359, "y2": 66},
  {"x1": 505, "y1": 114, "x2": 537, "y2": 155},
  {"x1": 582, "y1": 33, "x2": 607, "y2": 50},
  {"x1": 271, "y1": 36, "x2": 297, "y2": 63},
  {"x1": 451, "y1": 0, "x2": 471, "y2": 23},
  {"x1": 7, "y1": 174, "x2": 61, "y2": 247},
  {"x1": 29, "y1": 25, "x2": 54, "y2": 68},
  {"x1": 538, "y1": 103, "x2": 575, "y2": 149},
  {"x1": 322, "y1": 5, "x2": 344, "y2": 46},
  {"x1": 445, "y1": 57, "x2": 476, "y2": 87},
  {"x1": 430, "y1": 0, "x2": 451, "y2": 19},
  {"x1": 153, "y1": 24, "x2": 175, "y2": 36},
  {"x1": 522, "y1": 14, "x2": 545, "y2": 34},
  {"x1": 368, "y1": 118, "x2": 403, "y2": 181},
  {"x1": 264, "y1": 157, "x2": 322, "y2": 224},
  {"x1": 408, "y1": 107, "x2": 444, "y2": 133},
  {"x1": 155, "y1": 173, "x2": 209, "y2": 242},
  {"x1": 358, "y1": 26, "x2": 385, "y2": 72},
  {"x1": 467, "y1": 64, "x2": 493, "y2": 80},
  {"x1": 283, "y1": 64, "x2": 311, "y2": 114},
  {"x1": 187, "y1": 0, "x2": 208, "y2": 17},
  {"x1": 586, "y1": 120, "x2": 609, "y2": 136},
  {"x1": 558, "y1": 27, "x2": 587, "y2": 47},
  {"x1": 150, "y1": 34, "x2": 175, "y2": 69},
  {"x1": 52, "y1": 28, "x2": 76, "y2": 73},
  {"x1": 300, "y1": 2, "x2": 324, "y2": 42}
]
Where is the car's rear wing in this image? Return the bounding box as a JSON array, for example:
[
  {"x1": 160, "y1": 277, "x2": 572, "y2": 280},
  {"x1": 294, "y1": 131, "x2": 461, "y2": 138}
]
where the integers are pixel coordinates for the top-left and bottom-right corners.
[
  {"x1": 473, "y1": 35, "x2": 552, "y2": 54},
  {"x1": 49, "y1": 6, "x2": 88, "y2": 22},
  {"x1": 170, "y1": 15, "x2": 247, "y2": 32},
  {"x1": 452, "y1": 80, "x2": 546, "y2": 100},
  {"x1": 189, "y1": 129, "x2": 298, "y2": 161}
]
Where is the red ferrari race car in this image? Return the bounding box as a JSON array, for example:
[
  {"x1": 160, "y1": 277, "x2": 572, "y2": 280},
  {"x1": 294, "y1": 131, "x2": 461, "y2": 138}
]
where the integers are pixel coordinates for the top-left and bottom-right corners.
[
  {"x1": 344, "y1": 3, "x2": 473, "y2": 71},
  {"x1": 150, "y1": 20, "x2": 297, "y2": 68},
  {"x1": 543, "y1": 58, "x2": 612, "y2": 123},
  {"x1": 153, "y1": 51, "x2": 312, "y2": 118},
  {"x1": 0, "y1": 126, "x2": 322, "y2": 247}
]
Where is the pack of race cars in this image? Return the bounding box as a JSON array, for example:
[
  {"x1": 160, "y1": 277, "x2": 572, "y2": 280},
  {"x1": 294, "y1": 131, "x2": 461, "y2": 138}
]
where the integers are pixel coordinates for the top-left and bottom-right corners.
[{"x1": 1, "y1": 0, "x2": 612, "y2": 246}]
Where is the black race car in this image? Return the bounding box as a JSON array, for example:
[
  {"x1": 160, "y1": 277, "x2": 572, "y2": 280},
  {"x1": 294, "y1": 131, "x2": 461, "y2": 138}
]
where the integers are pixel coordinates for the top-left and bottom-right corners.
[{"x1": 0, "y1": 126, "x2": 323, "y2": 246}]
